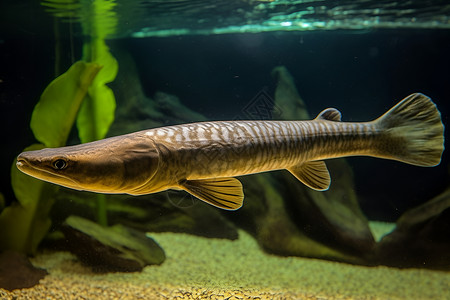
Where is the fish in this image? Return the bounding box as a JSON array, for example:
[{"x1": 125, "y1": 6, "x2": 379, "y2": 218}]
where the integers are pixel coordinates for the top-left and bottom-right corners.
[{"x1": 16, "y1": 93, "x2": 444, "y2": 210}]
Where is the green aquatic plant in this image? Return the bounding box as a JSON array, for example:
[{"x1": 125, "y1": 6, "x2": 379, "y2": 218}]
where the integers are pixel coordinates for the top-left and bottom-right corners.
[
  {"x1": 0, "y1": 0, "x2": 119, "y2": 254},
  {"x1": 76, "y1": 37, "x2": 118, "y2": 227},
  {"x1": 77, "y1": 0, "x2": 118, "y2": 226},
  {"x1": 76, "y1": 0, "x2": 118, "y2": 142},
  {"x1": 0, "y1": 62, "x2": 101, "y2": 254},
  {"x1": 43, "y1": 0, "x2": 119, "y2": 226}
]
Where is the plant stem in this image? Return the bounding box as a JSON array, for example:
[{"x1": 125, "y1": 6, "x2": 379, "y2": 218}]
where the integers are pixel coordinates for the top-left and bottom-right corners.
[{"x1": 96, "y1": 194, "x2": 108, "y2": 227}]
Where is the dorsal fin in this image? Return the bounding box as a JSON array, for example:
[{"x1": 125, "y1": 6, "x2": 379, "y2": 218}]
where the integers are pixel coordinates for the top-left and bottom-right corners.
[
  {"x1": 288, "y1": 161, "x2": 331, "y2": 191},
  {"x1": 179, "y1": 177, "x2": 244, "y2": 210},
  {"x1": 315, "y1": 108, "x2": 342, "y2": 121}
]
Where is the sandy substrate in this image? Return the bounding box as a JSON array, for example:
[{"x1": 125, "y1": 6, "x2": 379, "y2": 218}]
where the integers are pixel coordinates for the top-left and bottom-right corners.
[{"x1": 1, "y1": 229, "x2": 449, "y2": 300}]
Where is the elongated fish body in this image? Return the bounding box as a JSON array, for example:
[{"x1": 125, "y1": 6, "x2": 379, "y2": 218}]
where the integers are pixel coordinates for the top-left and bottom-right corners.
[
  {"x1": 17, "y1": 93, "x2": 444, "y2": 210},
  {"x1": 144, "y1": 119, "x2": 376, "y2": 187}
]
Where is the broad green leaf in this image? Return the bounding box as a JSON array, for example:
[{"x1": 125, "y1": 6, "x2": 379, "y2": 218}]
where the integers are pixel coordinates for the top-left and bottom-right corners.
[
  {"x1": 31, "y1": 61, "x2": 101, "y2": 147},
  {"x1": 1, "y1": 0, "x2": 119, "y2": 255},
  {"x1": 85, "y1": 39, "x2": 118, "y2": 83},
  {"x1": 2, "y1": 61, "x2": 101, "y2": 254},
  {"x1": 78, "y1": 39, "x2": 118, "y2": 143},
  {"x1": 77, "y1": 84, "x2": 116, "y2": 142}
]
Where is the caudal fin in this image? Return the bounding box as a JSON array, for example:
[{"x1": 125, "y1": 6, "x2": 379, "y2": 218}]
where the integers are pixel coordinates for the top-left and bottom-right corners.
[{"x1": 375, "y1": 93, "x2": 444, "y2": 167}]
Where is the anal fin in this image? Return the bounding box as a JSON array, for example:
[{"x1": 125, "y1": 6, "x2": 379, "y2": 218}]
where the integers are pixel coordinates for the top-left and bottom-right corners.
[
  {"x1": 288, "y1": 161, "x2": 331, "y2": 191},
  {"x1": 180, "y1": 177, "x2": 244, "y2": 210}
]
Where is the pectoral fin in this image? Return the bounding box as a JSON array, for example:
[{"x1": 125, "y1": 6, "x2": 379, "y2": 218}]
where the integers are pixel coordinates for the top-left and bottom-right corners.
[
  {"x1": 288, "y1": 161, "x2": 331, "y2": 191},
  {"x1": 180, "y1": 177, "x2": 244, "y2": 210}
]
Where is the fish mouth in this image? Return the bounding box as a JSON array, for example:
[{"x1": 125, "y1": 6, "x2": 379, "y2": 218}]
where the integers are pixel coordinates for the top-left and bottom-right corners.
[
  {"x1": 16, "y1": 157, "x2": 32, "y2": 173},
  {"x1": 16, "y1": 158, "x2": 25, "y2": 169},
  {"x1": 16, "y1": 157, "x2": 82, "y2": 190}
]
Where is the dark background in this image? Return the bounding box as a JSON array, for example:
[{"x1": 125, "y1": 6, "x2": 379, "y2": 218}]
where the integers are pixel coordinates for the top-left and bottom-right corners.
[{"x1": 1, "y1": 3, "x2": 449, "y2": 221}]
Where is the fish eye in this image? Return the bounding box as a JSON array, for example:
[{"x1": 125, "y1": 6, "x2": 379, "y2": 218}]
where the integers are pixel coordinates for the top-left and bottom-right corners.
[{"x1": 52, "y1": 159, "x2": 67, "y2": 170}]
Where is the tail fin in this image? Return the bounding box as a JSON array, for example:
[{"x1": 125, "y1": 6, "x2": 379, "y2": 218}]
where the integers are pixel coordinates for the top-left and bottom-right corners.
[{"x1": 375, "y1": 93, "x2": 444, "y2": 167}]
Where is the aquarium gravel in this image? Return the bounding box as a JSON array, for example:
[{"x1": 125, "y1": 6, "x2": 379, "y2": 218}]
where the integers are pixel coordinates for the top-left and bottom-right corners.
[{"x1": 1, "y1": 229, "x2": 448, "y2": 300}]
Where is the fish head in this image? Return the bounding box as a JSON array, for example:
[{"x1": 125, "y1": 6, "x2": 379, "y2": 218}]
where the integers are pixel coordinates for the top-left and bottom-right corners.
[{"x1": 16, "y1": 135, "x2": 161, "y2": 194}]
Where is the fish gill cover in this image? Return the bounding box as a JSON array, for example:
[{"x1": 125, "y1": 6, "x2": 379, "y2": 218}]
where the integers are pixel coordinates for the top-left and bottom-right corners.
[{"x1": 42, "y1": 0, "x2": 450, "y2": 38}]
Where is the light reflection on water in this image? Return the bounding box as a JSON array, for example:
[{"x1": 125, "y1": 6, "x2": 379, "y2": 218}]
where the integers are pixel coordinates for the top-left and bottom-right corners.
[{"x1": 41, "y1": 0, "x2": 450, "y2": 38}]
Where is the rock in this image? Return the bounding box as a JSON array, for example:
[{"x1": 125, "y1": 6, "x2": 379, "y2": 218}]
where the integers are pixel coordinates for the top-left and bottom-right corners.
[
  {"x1": 108, "y1": 43, "x2": 207, "y2": 137},
  {"x1": 233, "y1": 174, "x2": 366, "y2": 264},
  {"x1": 271, "y1": 65, "x2": 309, "y2": 120},
  {"x1": 376, "y1": 188, "x2": 450, "y2": 270},
  {"x1": 52, "y1": 190, "x2": 238, "y2": 240},
  {"x1": 0, "y1": 251, "x2": 47, "y2": 291},
  {"x1": 274, "y1": 65, "x2": 374, "y2": 255},
  {"x1": 228, "y1": 66, "x2": 374, "y2": 263},
  {"x1": 153, "y1": 91, "x2": 206, "y2": 124},
  {"x1": 281, "y1": 160, "x2": 375, "y2": 255},
  {"x1": 368, "y1": 221, "x2": 396, "y2": 242},
  {"x1": 115, "y1": 194, "x2": 239, "y2": 240},
  {"x1": 61, "y1": 216, "x2": 165, "y2": 272}
]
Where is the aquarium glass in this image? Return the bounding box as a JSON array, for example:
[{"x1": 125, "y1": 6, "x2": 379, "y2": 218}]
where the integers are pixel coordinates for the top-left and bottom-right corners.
[{"x1": 0, "y1": 0, "x2": 449, "y2": 299}]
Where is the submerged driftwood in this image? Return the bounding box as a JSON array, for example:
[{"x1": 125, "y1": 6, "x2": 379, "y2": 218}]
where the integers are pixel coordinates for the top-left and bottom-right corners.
[
  {"x1": 228, "y1": 66, "x2": 374, "y2": 264},
  {"x1": 376, "y1": 187, "x2": 450, "y2": 270},
  {"x1": 61, "y1": 216, "x2": 165, "y2": 272},
  {"x1": 0, "y1": 251, "x2": 47, "y2": 291}
]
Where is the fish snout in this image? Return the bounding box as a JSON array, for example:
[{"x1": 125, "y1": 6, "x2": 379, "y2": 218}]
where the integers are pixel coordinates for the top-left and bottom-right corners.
[
  {"x1": 16, "y1": 152, "x2": 32, "y2": 171},
  {"x1": 16, "y1": 153, "x2": 27, "y2": 166},
  {"x1": 16, "y1": 159, "x2": 24, "y2": 168},
  {"x1": 16, "y1": 151, "x2": 42, "y2": 170}
]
